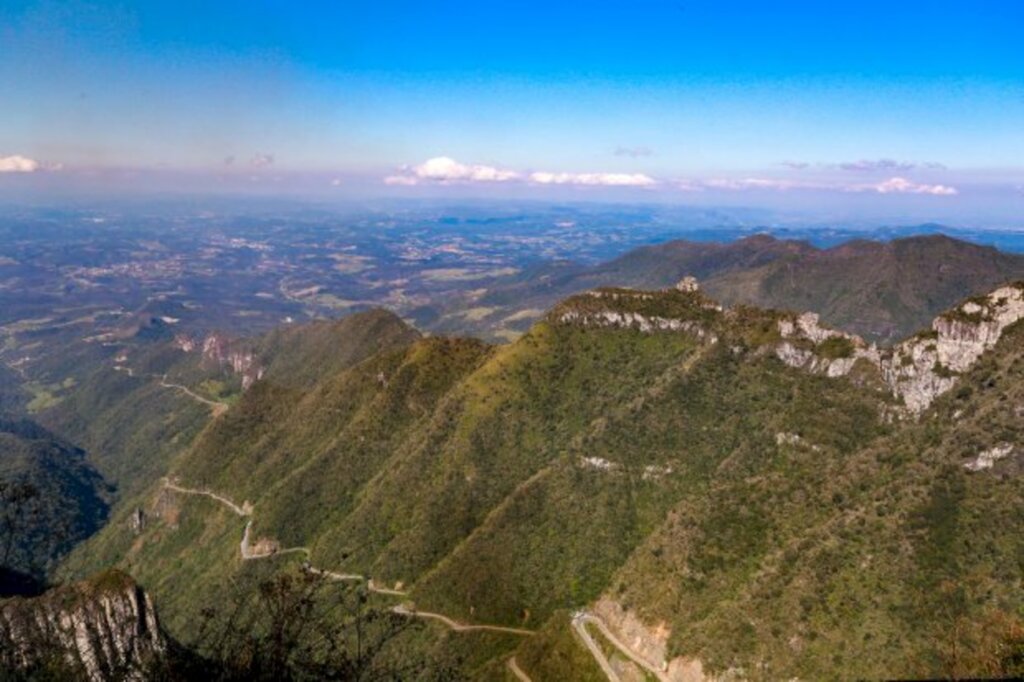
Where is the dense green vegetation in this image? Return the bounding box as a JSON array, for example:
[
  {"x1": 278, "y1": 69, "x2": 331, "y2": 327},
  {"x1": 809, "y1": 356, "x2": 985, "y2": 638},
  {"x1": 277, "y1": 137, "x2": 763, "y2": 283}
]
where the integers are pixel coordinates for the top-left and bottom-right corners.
[
  {"x1": 58, "y1": 287, "x2": 1024, "y2": 679},
  {"x1": 0, "y1": 567, "x2": 462, "y2": 681},
  {"x1": 612, "y1": 322, "x2": 1024, "y2": 680},
  {"x1": 514, "y1": 612, "x2": 607, "y2": 681},
  {"x1": 0, "y1": 417, "x2": 110, "y2": 584}
]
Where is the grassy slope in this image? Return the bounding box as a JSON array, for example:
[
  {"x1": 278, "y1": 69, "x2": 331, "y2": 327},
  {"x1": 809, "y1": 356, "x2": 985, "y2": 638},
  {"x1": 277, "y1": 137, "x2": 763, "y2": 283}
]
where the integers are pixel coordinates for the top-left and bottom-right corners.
[
  {"x1": 412, "y1": 337, "x2": 887, "y2": 627},
  {"x1": 514, "y1": 611, "x2": 608, "y2": 681},
  {"x1": 39, "y1": 363, "x2": 211, "y2": 498}
]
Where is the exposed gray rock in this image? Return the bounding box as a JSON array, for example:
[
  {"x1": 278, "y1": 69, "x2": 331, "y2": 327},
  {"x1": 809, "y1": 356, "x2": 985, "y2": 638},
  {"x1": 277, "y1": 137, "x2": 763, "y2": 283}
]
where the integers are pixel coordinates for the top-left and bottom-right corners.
[
  {"x1": 882, "y1": 284, "x2": 1024, "y2": 413},
  {"x1": 675, "y1": 276, "x2": 700, "y2": 293},
  {"x1": 558, "y1": 308, "x2": 717, "y2": 341},
  {"x1": 0, "y1": 571, "x2": 166, "y2": 680},
  {"x1": 128, "y1": 507, "x2": 146, "y2": 535},
  {"x1": 776, "y1": 284, "x2": 1024, "y2": 415},
  {"x1": 964, "y1": 443, "x2": 1015, "y2": 472},
  {"x1": 774, "y1": 312, "x2": 880, "y2": 378},
  {"x1": 174, "y1": 331, "x2": 266, "y2": 389}
]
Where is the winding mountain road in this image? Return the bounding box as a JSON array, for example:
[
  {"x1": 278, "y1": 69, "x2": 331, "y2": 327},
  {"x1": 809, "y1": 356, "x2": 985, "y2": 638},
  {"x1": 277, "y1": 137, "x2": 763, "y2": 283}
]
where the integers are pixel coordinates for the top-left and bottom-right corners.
[
  {"x1": 112, "y1": 365, "x2": 229, "y2": 415},
  {"x1": 159, "y1": 374, "x2": 229, "y2": 415},
  {"x1": 160, "y1": 481, "x2": 664, "y2": 681},
  {"x1": 160, "y1": 481, "x2": 671, "y2": 681},
  {"x1": 163, "y1": 480, "x2": 250, "y2": 516},
  {"x1": 240, "y1": 519, "x2": 310, "y2": 559},
  {"x1": 572, "y1": 612, "x2": 621, "y2": 682},
  {"x1": 506, "y1": 656, "x2": 533, "y2": 681},
  {"x1": 307, "y1": 566, "x2": 364, "y2": 582},
  {"x1": 308, "y1": 568, "x2": 409, "y2": 596},
  {"x1": 367, "y1": 579, "x2": 409, "y2": 597},
  {"x1": 161, "y1": 479, "x2": 537, "y2": 637},
  {"x1": 573, "y1": 611, "x2": 671, "y2": 682},
  {"x1": 392, "y1": 605, "x2": 533, "y2": 636}
]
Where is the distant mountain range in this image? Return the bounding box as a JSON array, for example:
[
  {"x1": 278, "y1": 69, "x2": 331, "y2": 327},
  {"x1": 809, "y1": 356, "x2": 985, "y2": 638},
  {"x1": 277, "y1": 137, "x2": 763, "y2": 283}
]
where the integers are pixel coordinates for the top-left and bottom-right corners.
[{"x1": 434, "y1": 233, "x2": 1024, "y2": 345}]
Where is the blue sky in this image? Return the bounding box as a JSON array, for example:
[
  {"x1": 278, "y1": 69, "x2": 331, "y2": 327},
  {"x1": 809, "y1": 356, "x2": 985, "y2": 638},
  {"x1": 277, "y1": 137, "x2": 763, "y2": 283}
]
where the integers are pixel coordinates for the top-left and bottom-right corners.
[{"x1": 2, "y1": 0, "x2": 1023, "y2": 219}]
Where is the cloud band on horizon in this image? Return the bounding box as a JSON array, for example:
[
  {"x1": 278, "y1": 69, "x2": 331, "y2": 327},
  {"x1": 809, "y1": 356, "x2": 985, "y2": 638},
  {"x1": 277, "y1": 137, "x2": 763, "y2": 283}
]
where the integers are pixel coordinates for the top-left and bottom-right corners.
[
  {"x1": 384, "y1": 157, "x2": 958, "y2": 196},
  {"x1": 384, "y1": 157, "x2": 656, "y2": 187}
]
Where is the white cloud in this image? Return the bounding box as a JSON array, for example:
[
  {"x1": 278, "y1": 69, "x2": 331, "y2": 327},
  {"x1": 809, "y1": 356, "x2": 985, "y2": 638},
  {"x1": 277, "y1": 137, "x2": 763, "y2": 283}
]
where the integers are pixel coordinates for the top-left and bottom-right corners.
[
  {"x1": 383, "y1": 158, "x2": 956, "y2": 196},
  {"x1": 528, "y1": 171, "x2": 656, "y2": 187},
  {"x1": 384, "y1": 157, "x2": 655, "y2": 187},
  {"x1": 684, "y1": 176, "x2": 958, "y2": 196},
  {"x1": 0, "y1": 155, "x2": 41, "y2": 173},
  {"x1": 675, "y1": 180, "x2": 705, "y2": 192},
  {"x1": 249, "y1": 153, "x2": 274, "y2": 168},
  {"x1": 703, "y1": 177, "x2": 820, "y2": 191},
  {"x1": 860, "y1": 177, "x2": 958, "y2": 195},
  {"x1": 330, "y1": 177, "x2": 343, "y2": 187},
  {"x1": 781, "y1": 159, "x2": 948, "y2": 173},
  {"x1": 408, "y1": 156, "x2": 520, "y2": 184}
]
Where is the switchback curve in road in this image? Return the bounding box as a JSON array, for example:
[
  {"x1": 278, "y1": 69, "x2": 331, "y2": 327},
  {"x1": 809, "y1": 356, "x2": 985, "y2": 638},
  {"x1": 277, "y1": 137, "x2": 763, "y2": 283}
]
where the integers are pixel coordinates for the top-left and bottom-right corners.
[
  {"x1": 163, "y1": 480, "x2": 250, "y2": 516},
  {"x1": 112, "y1": 364, "x2": 229, "y2": 415},
  {"x1": 161, "y1": 480, "x2": 537, "y2": 636},
  {"x1": 571, "y1": 612, "x2": 621, "y2": 682},
  {"x1": 392, "y1": 605, "x2": 533, "y2": 636},
  {"x1": 573, "y1": 611, "x2": 671, "y2": 682},
  {"x1": 506, "y1": 656, "x2": 533, "y2": 681}
]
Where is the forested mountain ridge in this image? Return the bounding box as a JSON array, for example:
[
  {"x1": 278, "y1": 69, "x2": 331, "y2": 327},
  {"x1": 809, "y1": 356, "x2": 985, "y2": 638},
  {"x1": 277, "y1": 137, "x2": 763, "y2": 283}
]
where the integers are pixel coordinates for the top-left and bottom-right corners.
[
  {"x1": 61, "y1": 279, "x2": 1024, "y2": 680},
  {"x1": 446, "y1": 233, "x2": 1024, "y2": 345}
]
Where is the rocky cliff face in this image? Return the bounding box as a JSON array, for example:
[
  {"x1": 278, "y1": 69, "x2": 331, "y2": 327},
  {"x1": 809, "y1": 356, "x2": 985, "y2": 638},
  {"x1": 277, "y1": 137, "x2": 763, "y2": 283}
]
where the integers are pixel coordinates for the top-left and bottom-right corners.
[
  {"x1": 575, "y1": 282, "x2": 1024, "y2": 680},
  {"x1": 557, "y1": 280, "x2": 1024, "y2": 417},
  {"x1": 174, "y1": 331, "x2": 265, "y2": 389},
  {"x1": 773, "y1": 311, "x2": 881, "y2": 378},
  {"x1": 773, "y1": 283, "x2": 1024, "y2": 415},
  {"x1": 0, "y1": 570, "x2": 166, "y2": 680},
  {"x1": 881, "y1": 283, "x2": 1024, "y2": 413},
  {"x1": 551, "y1": 285, "x2": 722, "y2": 343}
]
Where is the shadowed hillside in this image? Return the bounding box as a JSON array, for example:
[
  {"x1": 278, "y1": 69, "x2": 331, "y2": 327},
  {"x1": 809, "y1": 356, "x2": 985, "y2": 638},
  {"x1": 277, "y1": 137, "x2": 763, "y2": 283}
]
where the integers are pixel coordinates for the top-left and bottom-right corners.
[{"x1": 0, "y1": 417, "x2": 110, "y2": 583}]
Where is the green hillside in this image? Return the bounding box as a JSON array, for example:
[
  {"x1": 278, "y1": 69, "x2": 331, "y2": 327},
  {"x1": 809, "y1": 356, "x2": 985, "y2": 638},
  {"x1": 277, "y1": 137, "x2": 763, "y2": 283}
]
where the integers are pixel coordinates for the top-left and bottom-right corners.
[
  {"x1": 62, "y1": 283, "x2": 1024, "y2": 680},
  {"x1": 35, "y1": 308, "x2": 420, "y2": 499}
]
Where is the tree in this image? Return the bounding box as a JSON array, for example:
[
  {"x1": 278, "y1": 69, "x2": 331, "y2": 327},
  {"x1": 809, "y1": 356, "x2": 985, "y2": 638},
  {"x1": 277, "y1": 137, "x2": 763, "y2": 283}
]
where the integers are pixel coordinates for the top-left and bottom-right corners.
[
  {"x1": 0, "y1": 480, "x2": 56, "y2": 596},
  {"x1": 930, "y1": 578, "x2": 1024, "y2": 680},
  {"x1": 169, "y1": 569, "x2": 461, "y2": 681}
]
